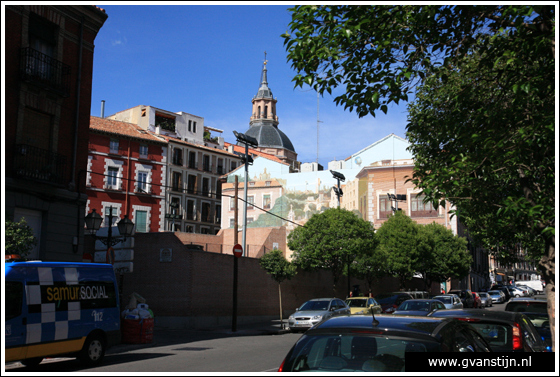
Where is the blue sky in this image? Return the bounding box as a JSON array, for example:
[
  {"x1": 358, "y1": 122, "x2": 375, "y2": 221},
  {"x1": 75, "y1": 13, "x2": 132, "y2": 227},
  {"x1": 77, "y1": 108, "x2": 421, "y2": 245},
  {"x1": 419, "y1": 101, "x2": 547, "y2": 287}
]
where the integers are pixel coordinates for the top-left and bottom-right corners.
[{"x1": 91, "y1": 4, "x2": 410, "y2": 168}]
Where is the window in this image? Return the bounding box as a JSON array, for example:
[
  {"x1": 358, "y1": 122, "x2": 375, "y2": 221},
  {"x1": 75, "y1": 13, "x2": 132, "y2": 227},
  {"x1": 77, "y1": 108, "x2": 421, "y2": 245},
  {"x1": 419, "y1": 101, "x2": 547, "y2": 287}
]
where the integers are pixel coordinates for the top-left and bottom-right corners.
[
  {"x1": 230, "y1": 218, "x2": 235, "y2": 228},
  {"x1": 200, "y1": 227, "x2": 209, "y2": 234},
  {"x1": 203, "y1": 155, "x2": 210, "y2": 172},
  {"x1": 217, "y1": 159, "x2": 224, "y2": 174},
  {"x1": 411, "y1": 194, "x2": 438, "y2": 218},
  {"x1": 201, "y1": 203, "x2": 211, "y2": 223},
  {"x1": 107, "y1": 167, "x2": 118, "y2": 189},
  {"x1": 193, "y1": 121, "x2": 197, "y2": 133},
  {"x1": 173, "y1": 148, "x2": 183, "y2": 166},
  {"x1": 215, "y1": 205, "x2": 221, "y2": 223},
  {"x1": 231, "y1": 161, "x2": 237, "y2": 171},
  {"x1": 188, "y1": 151, "x2": 196, "y2": 169},
  {"x1": 135, "y1": 210, "x2": 148, "y2": 233},
  {"x1": 138, "y1": 172, "x2": 148, "y2": 192},
  {"x1": 265, "y1": 181, "x2": 271, "y2": 186},
  {"x1": 170, "y1": 197, "x2": 180, "y2": 215},
  {"x1": 202, "y1": 178, "x2": 210, "y2": 196},
  {"x1": 230, "y1": 197, "x2": 236, "y2": 210},
  {"x1": 28, "y1": 13, "x2": 56, "y2": 78},
  {"x1": 247, "y1": 196, "x2": 254, "y2": 209},
  {"x1": 188, "y1": 120, "x2": 192, "y2": 132},
  {"x1": 185, "y1": 225, "x2": 194, "y2": 233},
  {"x1": 187, "y1": 174, "x2": 196, "y2": 194},
  {"x1": 247, "y1": 217, "x2": 254, "y2": 225},
  {"x1": 263, "y1": 194, "x2": 271, "y2": 209},
  {"x1": 22, "y1": 108, "x2": 52, "y2": 151},
  {"x1": 110, "y1": 139, "x2": 119, "y2": 154},
  {"x1": 379, "y1": 195, "x2": 392, "y2": 218},
  {"x1": 155, "y1": 113, "x2": 175, "y2": 132},
  {"x1": 141, "y1": 108, "x2": 146, "y2": 117},
  {"x1": 172, "y1": 172, "x2": 182, "y2": 192},
  {"x1": 104, "y1": 207, "x2": 118, "y2": 227},
  {"x1": 139, "y1": 144, "x2": 148, "y2": 158},
  {"x1": 186, "y1": 200, "x2": 195, "y2": 220},
  {"x1": 249, "y1": 182, "x2": 255, "y2": 187}
]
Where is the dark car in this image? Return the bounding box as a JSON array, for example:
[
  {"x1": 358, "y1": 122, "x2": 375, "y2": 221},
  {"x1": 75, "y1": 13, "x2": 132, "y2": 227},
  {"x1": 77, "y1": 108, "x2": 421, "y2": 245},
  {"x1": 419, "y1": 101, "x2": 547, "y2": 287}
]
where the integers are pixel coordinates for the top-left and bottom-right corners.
[
  {"x1": 278, "y1": 315, "x2": 492, "y2": 372},
  {"x1": 490, "y1": 285, "x2": 512, "y2": 301},
  {"x1": 374, "y1": 292, "x2": 413, "y2": 313},
  {"x1": 505, "y1": 297, "x2": 551, "y2": 350},
  {"x1": 288, "y1": 298, "x2": 350, "y2": 332},
  {"x1": 428, "y1": 309, "x2": 547, "y2": 352},
  {"x1": 447, "y1": 289, "x2": 475, "y2": 308},
  {"x1": 393, "y1": 299, "x2": 447, "y2": 316},
  {"x1": 472, "y1": 292, "x2": 483, "y2": 308}
]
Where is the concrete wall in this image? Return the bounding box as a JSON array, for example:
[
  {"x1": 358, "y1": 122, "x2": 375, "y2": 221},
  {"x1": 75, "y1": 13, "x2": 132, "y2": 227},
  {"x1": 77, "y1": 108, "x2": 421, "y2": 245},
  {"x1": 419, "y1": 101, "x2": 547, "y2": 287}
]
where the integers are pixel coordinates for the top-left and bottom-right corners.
[{"x1": 85, "y1": 232, "x2": 426, "y2": 329}]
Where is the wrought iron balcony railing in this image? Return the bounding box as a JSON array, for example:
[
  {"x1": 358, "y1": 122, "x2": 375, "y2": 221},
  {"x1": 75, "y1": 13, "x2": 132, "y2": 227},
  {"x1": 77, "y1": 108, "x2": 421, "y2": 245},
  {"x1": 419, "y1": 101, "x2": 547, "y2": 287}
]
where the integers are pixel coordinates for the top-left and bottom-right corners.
[
  {"x1": 20, "y1": 47, "x2": 71, "y2": 96},
  {"x1": 14, "y1": 144, "x2": 67, "y2": 185}
]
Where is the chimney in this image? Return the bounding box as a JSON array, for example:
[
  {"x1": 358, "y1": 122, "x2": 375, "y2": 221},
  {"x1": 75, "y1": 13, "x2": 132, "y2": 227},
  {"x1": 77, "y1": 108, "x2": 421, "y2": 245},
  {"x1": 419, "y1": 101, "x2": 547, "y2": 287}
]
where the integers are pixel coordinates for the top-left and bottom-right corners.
[{"x1": 101, "y1": 100, "x2": 105, "y2": 118}]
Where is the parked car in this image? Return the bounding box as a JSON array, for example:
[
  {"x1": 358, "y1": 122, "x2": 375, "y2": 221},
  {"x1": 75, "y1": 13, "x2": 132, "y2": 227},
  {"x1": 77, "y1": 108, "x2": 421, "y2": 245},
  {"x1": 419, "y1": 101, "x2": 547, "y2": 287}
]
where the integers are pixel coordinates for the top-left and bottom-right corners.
[
  {"x1": 345, "y1": 297, "x2": 382, "y2": 315},
  {"x1": 447, "y1": 289, "x2": 475, "y2": 308},
  {"x1": 401, "y1": 290, "x2": 430, "y2": 299},
  {"x1": 428, "y1": 309, "x2": 547, "y2": 352},
  {"x1": 476, "y1": 292, "x2": 492, "y2": 307},
  {"x1": 393, "y1": 299, "x2": 447, "y2": 316},
  {"x1": 487, "y1": 290, "x2": 506, "y2": 304},
  {"x1": 472, "y1": 292, "x2": 483, "y2": 308},
  {"x1": 288, "y1": 298, "x2": 350, "y2": 332},
  {"x1": 433, "y1": 294, "x2": 464, "y2": 309},
  {"x1": 490, "y1": 285, "x2": 512, "y2": 301},
  {"x1": 374, "y1": 292, "x2": 413, "y2": 313},
  {"x1": 515, "y1": 280, "x2": 544, "y2": 294},
  {"x1": 517, "y1": 284, "x2": 536, "y2": 296},
  {"x1": 278, "y1": 315, "x2": 492, "y2": 372},
  {"x1": 508, "y1": 286, "x2": 528, "y2": 298},
  {"x1": 505, "y1": 297, "x2": 550, "y2": 349}
]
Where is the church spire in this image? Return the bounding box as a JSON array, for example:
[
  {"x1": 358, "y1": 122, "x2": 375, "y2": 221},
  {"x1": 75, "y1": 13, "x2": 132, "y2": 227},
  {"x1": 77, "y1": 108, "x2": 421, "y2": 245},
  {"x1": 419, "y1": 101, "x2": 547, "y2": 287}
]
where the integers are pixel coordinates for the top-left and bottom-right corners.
[{"x1": 255, "y1": 52, "x2": 273, "y2": 99}]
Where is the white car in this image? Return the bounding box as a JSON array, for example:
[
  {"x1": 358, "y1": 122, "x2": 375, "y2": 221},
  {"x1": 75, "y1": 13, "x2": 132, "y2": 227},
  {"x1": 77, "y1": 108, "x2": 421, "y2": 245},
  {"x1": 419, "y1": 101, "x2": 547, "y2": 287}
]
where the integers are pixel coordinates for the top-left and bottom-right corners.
[{"x1": 433, "y1": 294, "x2": 464, "y2": 309}]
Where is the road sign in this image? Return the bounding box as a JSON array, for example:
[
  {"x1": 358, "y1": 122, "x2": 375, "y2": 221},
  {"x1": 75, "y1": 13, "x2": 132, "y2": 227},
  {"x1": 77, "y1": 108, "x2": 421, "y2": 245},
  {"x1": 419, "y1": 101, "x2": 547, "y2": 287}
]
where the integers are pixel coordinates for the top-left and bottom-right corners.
[{"x1": 233, "y1": 244, "x2": 243, "y2": 258}]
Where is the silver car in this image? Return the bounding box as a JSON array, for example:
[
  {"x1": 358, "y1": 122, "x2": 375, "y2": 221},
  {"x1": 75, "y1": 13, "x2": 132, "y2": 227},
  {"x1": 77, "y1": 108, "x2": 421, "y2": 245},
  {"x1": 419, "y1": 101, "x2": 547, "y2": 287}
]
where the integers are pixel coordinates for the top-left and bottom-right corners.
[
  {"x1": 433, "y1": 294, "x2": 464, "y2": 309},
  {"x1": 476, "y1": 292, "x2": 492, "y2": 307},
  {"x1": 288, "y1": 298, "x2": 350, "y2": 332},
  {"x1": 487, "y1": 290, "x2": 505, "y2": 303}
]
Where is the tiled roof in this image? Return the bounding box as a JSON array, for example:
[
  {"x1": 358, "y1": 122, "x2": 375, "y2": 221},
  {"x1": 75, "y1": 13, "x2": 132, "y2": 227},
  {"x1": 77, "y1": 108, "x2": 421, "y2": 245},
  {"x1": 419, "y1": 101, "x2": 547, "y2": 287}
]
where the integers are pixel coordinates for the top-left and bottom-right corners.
[
  {"x1": 163, "y1": 136, "x2": 239, "y2": 158},
  {"x1": 222, "y1": 179, "x2": 283, "y2": 190},
  {"x1": 224, "y1": 142, "x2": 287, "y2": 165},
  {"x1": 89, "y1": 116, "x2": 166, "y2": 144}
]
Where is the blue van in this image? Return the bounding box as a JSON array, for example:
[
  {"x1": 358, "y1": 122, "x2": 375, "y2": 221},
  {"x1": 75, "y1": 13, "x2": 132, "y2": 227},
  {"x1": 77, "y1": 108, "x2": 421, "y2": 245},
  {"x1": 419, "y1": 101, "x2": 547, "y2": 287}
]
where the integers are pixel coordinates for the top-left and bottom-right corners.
[{"x1": 5, "y1": 261, "x2": 121, "y2": 367}]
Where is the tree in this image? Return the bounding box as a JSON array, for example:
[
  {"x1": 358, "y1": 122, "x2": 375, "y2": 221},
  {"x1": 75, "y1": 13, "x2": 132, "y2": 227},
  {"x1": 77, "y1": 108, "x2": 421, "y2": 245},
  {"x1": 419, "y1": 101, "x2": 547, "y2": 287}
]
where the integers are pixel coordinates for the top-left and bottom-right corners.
[
  {"x1": 283, "y1": 4, "x2": 555, "y2": 350},
  {"x1": 259, "y1": 249, "x2": 297, "y2": 328},
  {"x1": 375, "y1": 211, "x2": 420, "y2": 288},
  {"x1": 5, "y1": 217, "x2": 38, "y2": 259},
  {"x1": 287, "y1": 208, "x2": 376, "y2": 293},
  {"x1": 350, "y1": 243, "x2": 385, "y2": 297},
  {"x1": 416, "y1": 222, "x2": 472, "y2": 291}
]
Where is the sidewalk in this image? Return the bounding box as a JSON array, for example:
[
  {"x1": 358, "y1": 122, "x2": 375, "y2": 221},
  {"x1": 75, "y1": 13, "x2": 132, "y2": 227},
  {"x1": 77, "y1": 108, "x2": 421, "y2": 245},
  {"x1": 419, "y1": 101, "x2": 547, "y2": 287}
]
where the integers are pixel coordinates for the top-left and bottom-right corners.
[{"x1": 108, "y1": 319, "x2": 291, "y2": 355}]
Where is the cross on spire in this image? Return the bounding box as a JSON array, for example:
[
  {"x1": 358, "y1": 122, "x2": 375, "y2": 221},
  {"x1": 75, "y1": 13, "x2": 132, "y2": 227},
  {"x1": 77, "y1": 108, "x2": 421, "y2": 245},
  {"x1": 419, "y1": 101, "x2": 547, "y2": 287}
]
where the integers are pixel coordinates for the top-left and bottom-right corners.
[{"x1": 264, "y1": 51, "x2": 267, "y2": 65}]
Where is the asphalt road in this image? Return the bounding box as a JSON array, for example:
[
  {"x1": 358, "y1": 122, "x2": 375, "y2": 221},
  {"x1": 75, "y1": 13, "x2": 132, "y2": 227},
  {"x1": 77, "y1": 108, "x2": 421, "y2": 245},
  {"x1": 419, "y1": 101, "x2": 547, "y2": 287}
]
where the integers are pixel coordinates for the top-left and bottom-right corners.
[{"x1": 5, "y1": 332, "x2": 302, "y2": 373}]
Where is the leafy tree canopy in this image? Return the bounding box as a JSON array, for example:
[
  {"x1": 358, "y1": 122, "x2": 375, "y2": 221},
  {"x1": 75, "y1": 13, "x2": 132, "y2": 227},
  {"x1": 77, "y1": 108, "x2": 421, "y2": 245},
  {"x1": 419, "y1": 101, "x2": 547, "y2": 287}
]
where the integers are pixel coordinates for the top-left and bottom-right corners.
[
  {"x1": 5, "y1": 218, "x2": 37, "y2": 259},
  {"x1": 259, "y1": 249, "x2": 297, "y2": 284},
  {"x1": 288, "y1": 208, "x2": 376, "y2": 291}
]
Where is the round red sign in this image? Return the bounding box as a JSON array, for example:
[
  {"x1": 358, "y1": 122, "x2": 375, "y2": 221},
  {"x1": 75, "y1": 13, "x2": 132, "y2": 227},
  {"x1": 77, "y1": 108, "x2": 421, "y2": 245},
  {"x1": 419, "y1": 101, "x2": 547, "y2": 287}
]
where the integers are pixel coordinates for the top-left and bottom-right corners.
[{"x1": 233, "y1": 244, "x2": 243, "y2": 258}]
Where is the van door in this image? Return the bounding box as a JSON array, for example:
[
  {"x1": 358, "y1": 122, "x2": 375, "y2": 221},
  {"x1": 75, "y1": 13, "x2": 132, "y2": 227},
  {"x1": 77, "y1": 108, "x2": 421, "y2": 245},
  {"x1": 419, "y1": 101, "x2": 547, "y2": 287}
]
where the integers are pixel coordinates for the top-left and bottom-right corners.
[{"x1": 5, "y1": 281, "x2": 27, "y2": 361}]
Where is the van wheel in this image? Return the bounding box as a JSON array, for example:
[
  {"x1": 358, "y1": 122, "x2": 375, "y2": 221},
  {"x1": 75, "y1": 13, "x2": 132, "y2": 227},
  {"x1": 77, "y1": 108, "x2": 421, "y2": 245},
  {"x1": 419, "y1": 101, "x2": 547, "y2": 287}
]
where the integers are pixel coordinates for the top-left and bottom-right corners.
[
  {"x1": 79, "y1": 334, "x2": 106, "y2": 366},
  {"x1": 21, "y1": 357, "x2": 43, "y2": 367}
]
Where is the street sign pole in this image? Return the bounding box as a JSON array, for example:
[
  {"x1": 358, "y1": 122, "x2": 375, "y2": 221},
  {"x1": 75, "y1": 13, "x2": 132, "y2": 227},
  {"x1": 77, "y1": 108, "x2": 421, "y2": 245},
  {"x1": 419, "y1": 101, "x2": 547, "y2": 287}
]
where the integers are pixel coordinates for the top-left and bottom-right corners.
[{"x1": 232, "y1": 176, "x2": 239, "y2": 332}]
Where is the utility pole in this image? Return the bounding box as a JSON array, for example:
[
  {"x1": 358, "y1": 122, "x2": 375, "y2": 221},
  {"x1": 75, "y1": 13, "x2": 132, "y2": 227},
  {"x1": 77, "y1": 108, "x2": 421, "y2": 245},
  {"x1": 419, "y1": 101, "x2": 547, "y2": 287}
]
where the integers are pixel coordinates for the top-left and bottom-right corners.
[{"x1": 232, "y1": 176, "x2": 239, "y2": 332}]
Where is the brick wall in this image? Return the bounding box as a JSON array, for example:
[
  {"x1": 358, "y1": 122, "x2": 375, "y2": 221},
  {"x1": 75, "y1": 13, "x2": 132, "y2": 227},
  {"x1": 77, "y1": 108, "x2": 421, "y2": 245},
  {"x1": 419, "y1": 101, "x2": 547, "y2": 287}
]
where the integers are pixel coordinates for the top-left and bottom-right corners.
[{"x1": 86, "y1": 232, "x2": 426, "y2": 329}]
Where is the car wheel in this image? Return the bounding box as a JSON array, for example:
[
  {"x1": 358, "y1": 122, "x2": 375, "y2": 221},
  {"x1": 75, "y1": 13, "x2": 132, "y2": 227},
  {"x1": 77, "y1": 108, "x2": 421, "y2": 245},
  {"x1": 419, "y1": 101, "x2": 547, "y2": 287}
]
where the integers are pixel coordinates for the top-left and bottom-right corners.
[
  {"x1": 21, "y1": 357, "x2": 43, "y2": 367},
  {"x1": 78, "y1": 333, "x2": 106, "y2": 366}
]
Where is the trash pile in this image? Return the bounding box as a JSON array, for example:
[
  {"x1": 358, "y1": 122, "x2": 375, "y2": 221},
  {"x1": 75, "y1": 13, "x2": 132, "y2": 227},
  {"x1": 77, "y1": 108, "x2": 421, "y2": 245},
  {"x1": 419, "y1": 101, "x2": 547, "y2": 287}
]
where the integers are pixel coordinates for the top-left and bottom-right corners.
[{"x1": 121, "y1": 292, "x2": 154, "y2": 344}]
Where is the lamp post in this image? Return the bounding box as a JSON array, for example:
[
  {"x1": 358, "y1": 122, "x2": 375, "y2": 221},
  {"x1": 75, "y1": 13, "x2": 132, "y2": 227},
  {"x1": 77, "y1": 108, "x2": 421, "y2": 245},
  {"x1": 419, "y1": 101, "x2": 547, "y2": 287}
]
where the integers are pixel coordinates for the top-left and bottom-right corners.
[
  {"x1": 233, "y1": 131, "x2": 258, "y2": 257},
  {"x1": 330, "y1": 170, "x2": 345, "y2": 208},
  {"x1": 85, "y1": 206, "x2": 135, "y2": 307}
]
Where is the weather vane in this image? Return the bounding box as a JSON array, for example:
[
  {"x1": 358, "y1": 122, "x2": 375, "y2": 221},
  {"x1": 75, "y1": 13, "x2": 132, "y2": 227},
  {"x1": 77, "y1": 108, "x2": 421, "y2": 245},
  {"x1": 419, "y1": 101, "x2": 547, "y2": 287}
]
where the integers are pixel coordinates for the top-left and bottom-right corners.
[{"x1": 264, "y1": 51, "x2": 267, "y2": 65}]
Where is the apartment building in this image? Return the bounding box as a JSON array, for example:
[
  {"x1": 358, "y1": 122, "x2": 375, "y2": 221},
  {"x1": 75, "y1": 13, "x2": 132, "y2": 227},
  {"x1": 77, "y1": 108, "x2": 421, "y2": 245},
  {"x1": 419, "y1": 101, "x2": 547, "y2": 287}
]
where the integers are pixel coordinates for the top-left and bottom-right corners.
[{"x1": 5, "y1": 5, "x2": 107, "y2": 261}]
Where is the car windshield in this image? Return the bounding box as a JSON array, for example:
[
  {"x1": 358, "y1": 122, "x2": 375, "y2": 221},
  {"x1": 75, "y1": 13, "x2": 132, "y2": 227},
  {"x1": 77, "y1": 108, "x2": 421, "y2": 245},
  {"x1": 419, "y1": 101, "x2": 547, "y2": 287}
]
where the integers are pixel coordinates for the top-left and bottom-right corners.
[
  {"x1": 299, "y1": 300, "x2": 330, "y2": 311},
  {"x1": 488, "y1": 291, "x2": 500, "y2": 296},
  {"x1": 346, "y1": 299, "x2": 367, "y2": 308},
  {"x1": 435, "y1": 296, "x2": 452, "y2": 304},
  {"x1": 375, "y1": 294, "x2": 398, "y2": 304},
  {"x1": 282, "y1": 334, "x2": 440, "y2": 372},
  {"x1": 398, "y1": 301, "x2": 430, "y2": 311},
  {"x1": 506, "y1": 302, "x2": 547, "y2": 314},
  {"x1": 469, "y1": 323, "x2": 512, "y2": 352}
]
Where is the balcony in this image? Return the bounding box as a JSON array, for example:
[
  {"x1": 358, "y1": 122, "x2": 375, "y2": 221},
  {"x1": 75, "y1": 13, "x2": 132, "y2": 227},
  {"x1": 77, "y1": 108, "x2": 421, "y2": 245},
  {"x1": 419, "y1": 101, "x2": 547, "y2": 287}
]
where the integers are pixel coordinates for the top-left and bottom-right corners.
[
  {"x1": 20, "y1": 48, "x2": 71, "y2": 97},
  {"x1": 13, "y1": 144, "x2": 67, "y2": 185}
]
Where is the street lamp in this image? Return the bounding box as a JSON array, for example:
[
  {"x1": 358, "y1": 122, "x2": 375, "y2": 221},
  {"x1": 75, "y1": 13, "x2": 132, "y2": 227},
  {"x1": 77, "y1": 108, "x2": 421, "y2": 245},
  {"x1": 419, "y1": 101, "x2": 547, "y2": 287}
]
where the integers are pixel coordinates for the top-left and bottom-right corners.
[
  {"x1": 330, "y1": 170, "x2": 345, "y2": 208},
  {"x1": 233, "y1": 131, "x2": 258, "y2": 257}
]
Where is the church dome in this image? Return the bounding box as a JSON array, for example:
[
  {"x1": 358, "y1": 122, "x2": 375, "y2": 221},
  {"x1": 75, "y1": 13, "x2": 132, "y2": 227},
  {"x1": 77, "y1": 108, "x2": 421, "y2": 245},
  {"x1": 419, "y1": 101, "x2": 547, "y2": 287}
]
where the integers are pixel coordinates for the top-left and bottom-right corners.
[{"x1": 244, "y1": 123, "x2": 296, "y2": 153}]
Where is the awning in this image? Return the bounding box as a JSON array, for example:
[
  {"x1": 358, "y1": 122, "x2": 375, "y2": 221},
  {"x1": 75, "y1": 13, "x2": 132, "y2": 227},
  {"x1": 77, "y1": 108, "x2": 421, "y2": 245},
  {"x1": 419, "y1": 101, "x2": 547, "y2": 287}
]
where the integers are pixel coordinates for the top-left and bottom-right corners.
[{"x1": 496, "y1": 272, "x2": 506, "y2": 276}]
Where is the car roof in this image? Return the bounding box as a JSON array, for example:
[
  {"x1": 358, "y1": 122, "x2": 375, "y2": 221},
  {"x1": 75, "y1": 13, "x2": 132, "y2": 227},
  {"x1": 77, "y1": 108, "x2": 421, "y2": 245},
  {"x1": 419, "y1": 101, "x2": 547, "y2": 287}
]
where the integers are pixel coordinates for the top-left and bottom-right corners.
[
  {"x1": 310, "y1": 314, "x2": 451, "y2": 339},
  {"x1": 507, "y1": 297, "x2": 547, "y2": 302},
  {"x1": 346, "y1": 297, "x2": 370, "y2": 300},
  {"x1": 307, "y1": 298, "x2": 338, "y2": 301},
  {"x1": 428, "y1": 309, "x2": 524, "y2": 323},
  {"x1": 402, "y1": 299, "x2": 440, "y2": 302}
]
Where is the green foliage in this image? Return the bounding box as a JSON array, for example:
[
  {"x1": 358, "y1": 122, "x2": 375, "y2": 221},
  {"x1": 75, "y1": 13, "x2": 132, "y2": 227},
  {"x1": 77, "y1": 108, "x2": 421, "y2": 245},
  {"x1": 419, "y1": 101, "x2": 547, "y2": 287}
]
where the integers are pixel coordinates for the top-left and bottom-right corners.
[
  {"x1": 5, "y1": 218, "x2": 37, "y2": 259},
  {"x1": 283, "y1": 5, "x2": 554, "y2": 119},
  {"x1": 416, "y1": 222, "x2": 471, "y2": 289},
  {"x1": 375, "y1": 211, "x2": 419, "y2": 288},
  {"x1": 288, "y1": 208, "x2": 376, "y2": 291},
  {"x1": 259, "y1": 249, "x2": 297, "y2": 284}
]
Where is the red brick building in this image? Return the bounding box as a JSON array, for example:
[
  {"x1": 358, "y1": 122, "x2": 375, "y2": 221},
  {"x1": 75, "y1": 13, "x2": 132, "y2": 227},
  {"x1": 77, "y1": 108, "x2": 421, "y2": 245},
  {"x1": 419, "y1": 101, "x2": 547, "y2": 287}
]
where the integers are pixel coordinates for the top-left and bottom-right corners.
[
  {"x1": 87, "y1": 116, "x2": 168, "y2": 233},
  {"x1": 4, "y1": 5, "x2": 107, "y2": 261}
]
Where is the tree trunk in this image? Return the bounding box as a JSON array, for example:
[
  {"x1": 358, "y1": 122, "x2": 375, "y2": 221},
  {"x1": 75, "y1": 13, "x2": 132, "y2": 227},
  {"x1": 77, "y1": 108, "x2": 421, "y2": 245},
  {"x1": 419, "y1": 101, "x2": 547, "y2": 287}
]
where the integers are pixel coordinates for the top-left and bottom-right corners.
[
  {"x1": 539, "y1": 234, "x2": 555, "y2": 352},
  {"x1": 278, "y1": 283, "x2": 283, "y2": 329}
]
